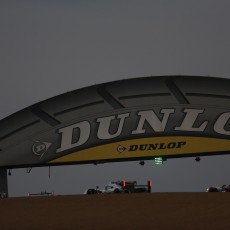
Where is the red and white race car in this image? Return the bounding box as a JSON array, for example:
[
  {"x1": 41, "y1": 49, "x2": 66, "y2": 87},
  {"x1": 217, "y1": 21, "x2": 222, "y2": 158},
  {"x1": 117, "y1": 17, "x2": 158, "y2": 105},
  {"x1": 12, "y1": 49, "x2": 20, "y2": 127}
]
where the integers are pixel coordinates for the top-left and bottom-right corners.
[
  {"x1": 84, "y1": 180, "x2": 152, "y2": 194},
  {"x1": 206, "y1": 185, "x2": 230, "y2": 192}
]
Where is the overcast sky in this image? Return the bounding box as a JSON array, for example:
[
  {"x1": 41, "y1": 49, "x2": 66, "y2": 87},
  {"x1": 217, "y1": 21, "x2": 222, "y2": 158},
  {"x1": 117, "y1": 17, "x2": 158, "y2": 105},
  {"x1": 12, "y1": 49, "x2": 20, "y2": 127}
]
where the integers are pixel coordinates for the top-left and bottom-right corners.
[{"x1": 1, "y1": 0, "x2": 230, "y2": 197}]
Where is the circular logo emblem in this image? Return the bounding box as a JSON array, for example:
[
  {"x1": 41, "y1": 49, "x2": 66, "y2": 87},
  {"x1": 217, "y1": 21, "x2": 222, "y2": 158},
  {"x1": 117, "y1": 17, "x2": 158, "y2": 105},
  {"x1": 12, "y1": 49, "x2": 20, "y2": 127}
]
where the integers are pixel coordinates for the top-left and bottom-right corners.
[{"x1": 32, "y1": 141, "x2": 52, "y2": 159}]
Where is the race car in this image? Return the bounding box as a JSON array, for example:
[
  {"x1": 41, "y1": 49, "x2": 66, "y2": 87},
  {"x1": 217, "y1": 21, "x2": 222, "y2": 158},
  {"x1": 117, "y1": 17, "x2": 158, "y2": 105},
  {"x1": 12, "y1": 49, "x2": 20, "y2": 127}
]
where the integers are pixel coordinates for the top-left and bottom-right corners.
[
  {"x1": 84, "y1": 180, "x2": 152, "y2": 194},
  {"x1": 206, "y1": 184, "x2": 230, "y2": 192},
  {"x1": 84, "y1": 183, "x2": 123, "y2": 195}
]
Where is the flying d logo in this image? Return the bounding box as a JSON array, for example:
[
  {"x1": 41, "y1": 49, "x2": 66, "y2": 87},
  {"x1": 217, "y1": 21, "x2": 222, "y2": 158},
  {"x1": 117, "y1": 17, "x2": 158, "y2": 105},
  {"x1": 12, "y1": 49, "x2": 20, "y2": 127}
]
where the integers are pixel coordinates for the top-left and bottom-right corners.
[{"x1": 32, "y1": 141, "x2": 52, "y2": 160}]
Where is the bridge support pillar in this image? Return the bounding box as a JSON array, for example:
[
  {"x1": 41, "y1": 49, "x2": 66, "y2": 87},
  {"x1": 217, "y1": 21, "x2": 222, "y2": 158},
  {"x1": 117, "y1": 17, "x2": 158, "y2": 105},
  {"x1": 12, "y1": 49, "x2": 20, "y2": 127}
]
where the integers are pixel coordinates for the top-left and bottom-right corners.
[{"x1": 0, "y1": 168, "x2": 8, "y2": 198}]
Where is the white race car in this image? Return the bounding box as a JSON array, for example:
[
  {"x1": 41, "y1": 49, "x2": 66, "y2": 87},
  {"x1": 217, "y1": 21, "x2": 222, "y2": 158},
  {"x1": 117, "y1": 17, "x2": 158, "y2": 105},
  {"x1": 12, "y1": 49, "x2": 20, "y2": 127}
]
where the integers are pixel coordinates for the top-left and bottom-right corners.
[
  {"x1": 84, "y1": 180, "x2": 151, "y2": 195},
  {"x1": 84, "y1": 182, "x2": 123, "y2": 195}
]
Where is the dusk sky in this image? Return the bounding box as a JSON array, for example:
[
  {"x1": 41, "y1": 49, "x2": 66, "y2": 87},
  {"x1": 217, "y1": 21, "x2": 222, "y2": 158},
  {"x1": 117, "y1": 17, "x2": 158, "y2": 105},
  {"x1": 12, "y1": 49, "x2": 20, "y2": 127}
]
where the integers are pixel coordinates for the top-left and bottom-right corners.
[{"x1": 1, "y1": 0, "x2": 230, "y2": 197}]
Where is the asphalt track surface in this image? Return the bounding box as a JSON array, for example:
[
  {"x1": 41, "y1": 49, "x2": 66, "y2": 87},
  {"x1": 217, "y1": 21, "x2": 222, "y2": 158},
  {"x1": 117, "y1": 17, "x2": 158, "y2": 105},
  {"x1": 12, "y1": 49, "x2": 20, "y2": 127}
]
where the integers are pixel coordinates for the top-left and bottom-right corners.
[{"x1": 0, "y1": 193, "x2": 230, "y2": 230}]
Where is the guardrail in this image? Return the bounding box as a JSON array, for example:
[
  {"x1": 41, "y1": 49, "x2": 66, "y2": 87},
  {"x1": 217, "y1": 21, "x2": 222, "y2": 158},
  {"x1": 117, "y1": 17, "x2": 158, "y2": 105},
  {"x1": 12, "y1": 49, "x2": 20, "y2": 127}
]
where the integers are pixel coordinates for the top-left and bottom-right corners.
[{"x1": 27, "y1": 191, "x2": 54, "y2": 197}]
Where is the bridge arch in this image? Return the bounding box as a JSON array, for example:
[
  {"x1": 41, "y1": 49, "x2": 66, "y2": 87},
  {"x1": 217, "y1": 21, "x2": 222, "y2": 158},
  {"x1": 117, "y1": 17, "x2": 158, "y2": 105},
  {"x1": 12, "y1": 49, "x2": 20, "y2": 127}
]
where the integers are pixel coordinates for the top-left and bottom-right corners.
[{"x1": 1, "y1": 75, "x2": 230, "y2": 170}]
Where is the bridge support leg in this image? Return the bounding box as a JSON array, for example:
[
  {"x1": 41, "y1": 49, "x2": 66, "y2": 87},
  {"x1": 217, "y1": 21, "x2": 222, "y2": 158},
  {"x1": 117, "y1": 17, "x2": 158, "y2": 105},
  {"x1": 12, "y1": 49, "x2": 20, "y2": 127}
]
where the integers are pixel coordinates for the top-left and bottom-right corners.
[{"x1": 0, "y1": 168, "x2": 8, "y2": 198}]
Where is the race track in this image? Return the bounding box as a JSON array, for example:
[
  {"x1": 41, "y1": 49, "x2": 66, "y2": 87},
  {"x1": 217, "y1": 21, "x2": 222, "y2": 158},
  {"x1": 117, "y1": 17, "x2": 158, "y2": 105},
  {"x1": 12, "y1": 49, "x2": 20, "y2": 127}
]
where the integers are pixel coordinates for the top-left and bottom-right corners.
[{"x1": 0, "y1": 193, "x2": 230, "y2": 230}]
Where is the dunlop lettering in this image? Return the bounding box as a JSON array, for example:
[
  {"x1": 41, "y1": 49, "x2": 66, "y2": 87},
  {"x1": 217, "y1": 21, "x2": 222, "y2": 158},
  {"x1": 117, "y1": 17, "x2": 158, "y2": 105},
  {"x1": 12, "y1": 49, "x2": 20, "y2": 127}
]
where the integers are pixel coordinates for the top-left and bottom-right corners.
[
  {"x1": 56, "y1": 108, "x2": 230, "y2": 154},
  {"x1": 128, "y1": 141, "x2": 187, "y2": 152}
]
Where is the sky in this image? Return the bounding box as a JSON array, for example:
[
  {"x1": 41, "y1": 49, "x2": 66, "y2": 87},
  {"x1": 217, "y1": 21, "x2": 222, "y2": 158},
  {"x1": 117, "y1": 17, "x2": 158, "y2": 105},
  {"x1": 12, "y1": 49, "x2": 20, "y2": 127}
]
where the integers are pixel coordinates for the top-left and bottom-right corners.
[{"x1": 1, "y1": 0, "x2": 230, "y2": 197}]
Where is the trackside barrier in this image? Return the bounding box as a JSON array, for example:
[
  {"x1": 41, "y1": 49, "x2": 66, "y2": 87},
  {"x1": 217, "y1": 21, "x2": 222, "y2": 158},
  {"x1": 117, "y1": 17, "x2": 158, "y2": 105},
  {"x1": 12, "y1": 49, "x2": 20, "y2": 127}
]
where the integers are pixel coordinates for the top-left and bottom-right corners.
[{"x1": 27, "y1": 191, "x2": 54, "y2": 197}]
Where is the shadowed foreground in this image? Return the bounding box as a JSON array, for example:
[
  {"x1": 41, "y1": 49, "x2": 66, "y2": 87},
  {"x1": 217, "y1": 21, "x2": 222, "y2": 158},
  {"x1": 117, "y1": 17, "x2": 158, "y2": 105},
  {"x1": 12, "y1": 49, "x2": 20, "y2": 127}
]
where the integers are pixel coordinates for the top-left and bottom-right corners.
[{"x1": 0, "y1": 193, "x2": 230, "y2": 230}]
